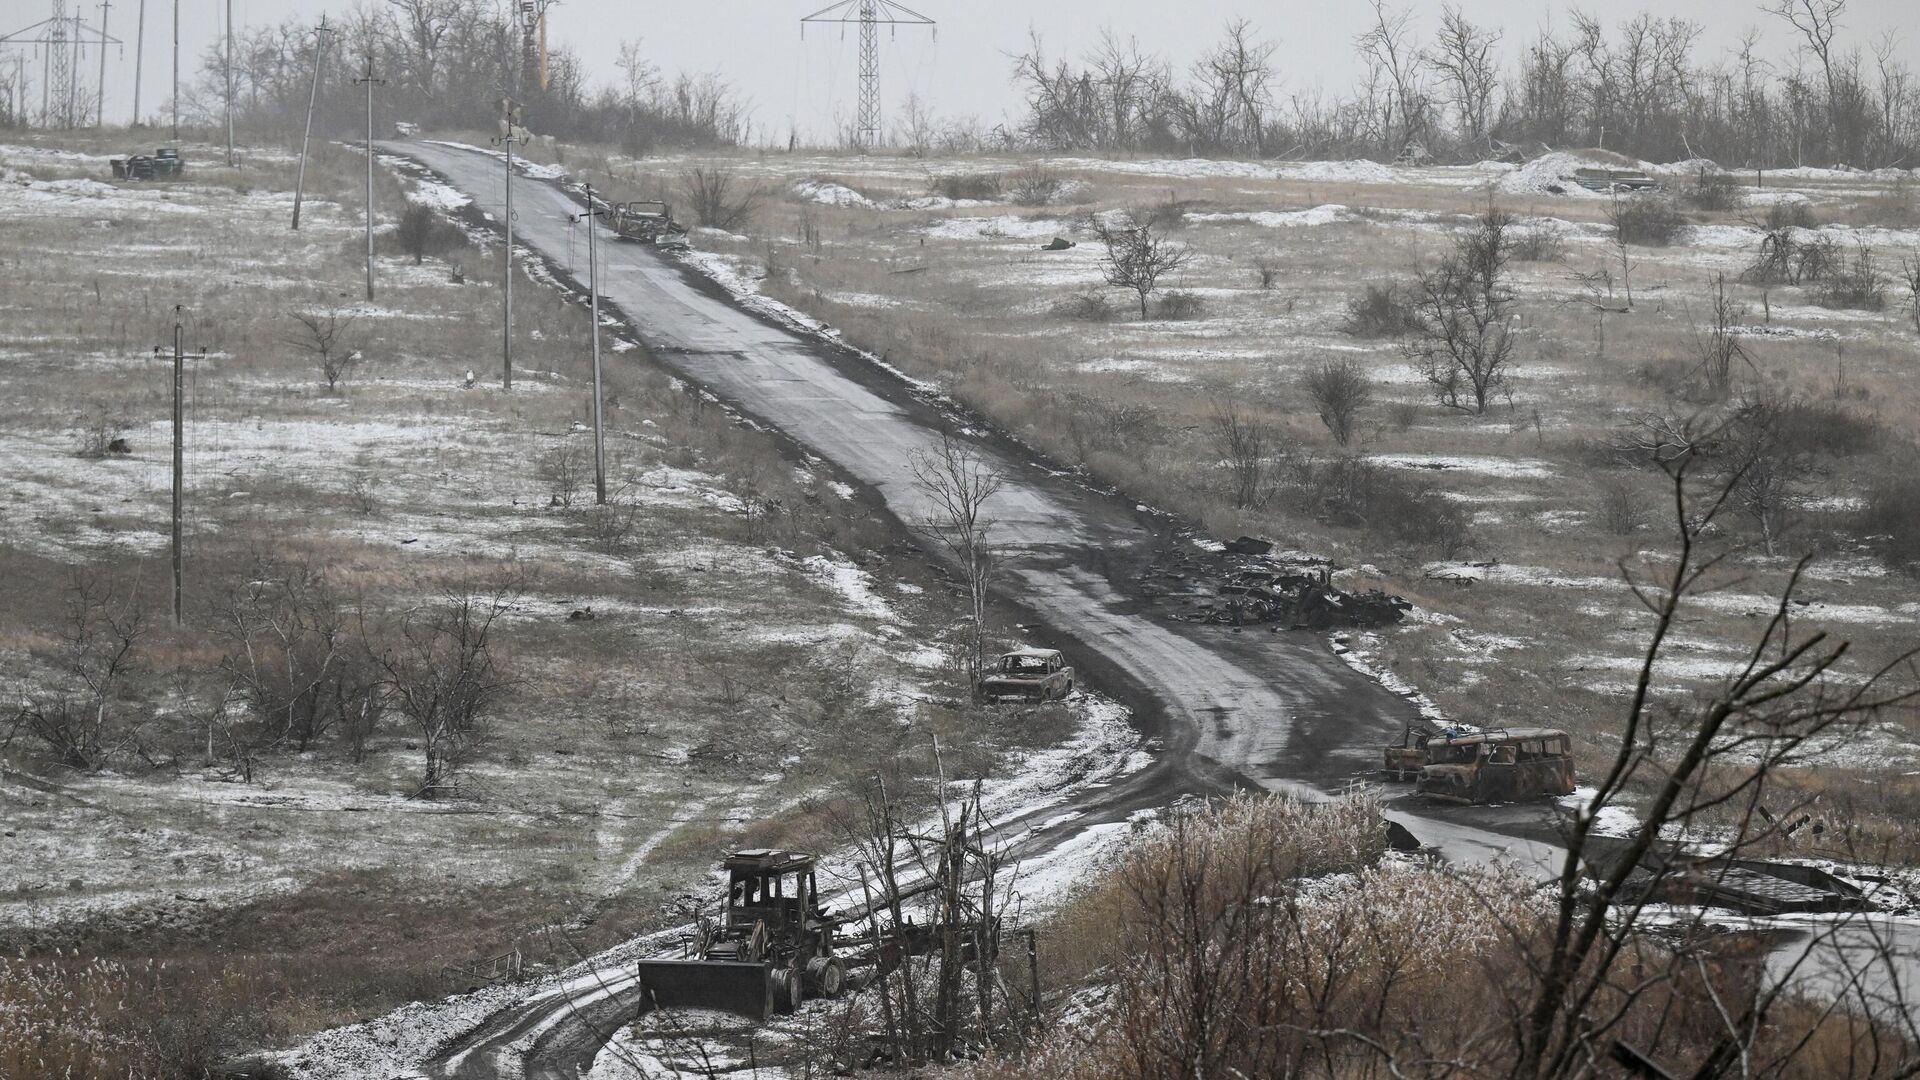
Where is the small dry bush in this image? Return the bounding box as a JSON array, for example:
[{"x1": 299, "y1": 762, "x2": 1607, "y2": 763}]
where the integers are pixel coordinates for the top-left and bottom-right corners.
[
  {"x1": 1153, "y1": 289, "x2": 1205, "y2": 320},
  {"x1": 929, "y1": 171, "x2": 1004, "y2": 201},
  {"x1": 1596, "y1": 475, "x2": 1646, "y2": 535},
  {"x1": 1289, "y1": 453, "x2": 1470, "y2": 552},
  {"x1": 1759, "y1": 200, "x2": 1820, "y2": 230},
  {"x1": 0, "y1": 955, "x2": 271, "y2": 1080},
  {"x1": 1007, "y1": 164, "x2": 1064, "y2": 206},
  {"x1": 1861, "y1": 469, "x2": 1920, "y2": 564},
  {"x1": 1772, "y1": 399, "x2": 1883, "y2": 457},
  {"x1": 1052, "y1": 291, "x2": 1117, "y2": 322},
  {"x1": 1341, "y1": 283, "x2": 1422, "y2": 338},
  {"x1": 1005, "y1": 792, "x2": 1554, "y2": 1080},
  {"x1": 1812, "y1": 241, "x2": 1888, "y2": 310},
  {"x1": 1510, "y1": 226, "x2": 1567, "y2": 261},
  {"x1": 1610, "y1": 195, "x2": 1690, "y2": 246},
  {"x1": 1682, "y1": 171, "x2": 1746, "y2": 211}
]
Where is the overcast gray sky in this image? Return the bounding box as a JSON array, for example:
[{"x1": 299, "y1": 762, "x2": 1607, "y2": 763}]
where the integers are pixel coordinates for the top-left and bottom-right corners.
[{"x1": 21, "y1": 0, "x2": 1919, "y2": 141}]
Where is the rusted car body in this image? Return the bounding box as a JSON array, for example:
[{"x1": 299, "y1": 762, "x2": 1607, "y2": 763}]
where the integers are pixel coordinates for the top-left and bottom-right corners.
[
  {"x1": 1417, "y1": 727, "x2": 1575, "y2": 803},
  {"x1": 1381, "y1": 723, "x2": 1437, "y2": 780},
  {"x1": 610, "y1": 200, "x2": 688, "y2": 248},
  {"x1": 977, "y1": 648, "x2": 1074, "y2": 703}
]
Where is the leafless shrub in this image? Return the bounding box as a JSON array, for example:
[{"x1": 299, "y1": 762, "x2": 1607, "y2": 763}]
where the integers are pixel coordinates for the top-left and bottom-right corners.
[
  {"x1": 1341, "y1": 283, "x2": 1422, "y2": 338},
  {"x1": 1681, "y1": 170, "x2": 1747, "y2": 211},
  {"x1": 1386, "y1": 400, "x2": 1420, "y2": 433},
  {"x1": 1902, "y1": 253, "x2": 1920, "y2": 333},
  {"x1": 73, "y1": 402, "x2": 130, "y2": 458},
  {"x1": 392, "y1": 201, "x2": 464, "y2": 264},
  {"x1": 928, "y1": 171, "x2": 1003, "y2": 201},
  {"x1": 678, "y1": 167, "x2": 763, "y2": 230},
  {"x1": 1812, "y1": 240, "x2": 1888, "y2": 310},
  {"x1": 1595, "y1": 476, "x2": 1644, "y2": 535},
  {"x1": 287, "y1": 308, "x2": 359, "y2": 392},
  {"x1": 1509, "y1": 226, "x2": 1567, "y2": 262},
  {"x1": 1758, "y1": 200, "x2": 1819, "y2": 230},
  {"x1": 537, "y1": 440, "x2": 587, "y2": 508},
  {"x1": 10, "y1": 571, "x2": 148, "y2": 770},
  {"x1": 215, "y1": 560, "x2": 384, "y2": 756},
  {"x1": 1609, "y1": 194, "x2": 1689, "y2": 246},
  {"x1": 1006, "y1": 164, "x2": 1064, "y2": 206},
  {"x1": 582, "y1": 492, "x2": 645, "y2": 554},
  {"x1": 1153, "y1": 289, "x2": 1205, "y2": 320},
  {"x1": 1691, "y1": 273, "x2": 1752, "y2": 397},
  {"x1": 1301, "y1": 357, "x2": 1372, "y2": 446},
  {"x1": 1251, "y1": 253, "x2": 1280, "y2": 289},
  {"x1": 1208, "y1": 397, "x2": 1268, "y2": 510},
  {"x1": 1052, "y1": 291, "x2": 1117, "y2": 322},
  {"x1": 1092, "y1": 210, "x2": 1191, "y2": 318},
  {"x1": 372, "y1": 582, "x2": 517, "y2": 798}
]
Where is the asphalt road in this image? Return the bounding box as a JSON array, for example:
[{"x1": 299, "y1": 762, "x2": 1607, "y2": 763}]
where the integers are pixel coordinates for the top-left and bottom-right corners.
[
  {"x1": 377, "y1": 139, "x2": 1425, "y2": 1077},
  {"x1": 372, "y1": 142, "x2": 1920, "y2": 1072}
]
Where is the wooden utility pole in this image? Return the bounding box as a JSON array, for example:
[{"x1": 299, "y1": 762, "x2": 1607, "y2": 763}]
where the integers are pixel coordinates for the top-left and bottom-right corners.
[
  {"x1": 130, "y1": 0, "x2": 142, "y2": 124},
  {"x1": 353, "y1": 57, "x2": 385, "y2": 301},
  {"x1": 170, "y1": 309, "x2": 183, "y2": 624},
  {"x1": 169, "y1": 0, "x2": 177, "y2": 140},
  {"x1": 496, "y1": 124, "x2": 519, "y2": 389},
  {"x1": 290, "y1": 16, "x2": 331, "y2": 230},
  {"x1": 573, "y1": 182, "x2": 607, "y2": 503},
  {"x1": 153, "y1": 306, "x2": 202, "y2": 626},
  {"x1": 223, "y1": 0, "x2": 232, "y2": 165},
  {"x1": 93, "y1": 0, "x2": 109, "y2": 128}
]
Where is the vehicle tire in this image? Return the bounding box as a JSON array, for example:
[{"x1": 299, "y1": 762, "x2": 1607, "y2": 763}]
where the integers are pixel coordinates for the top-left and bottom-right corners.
[
  {"x1": 774, "y1": 966, "x2": 803, "y2": 1013},
  {"x1": 807, "y1": 956, "x2": 847, "y2": 998}
]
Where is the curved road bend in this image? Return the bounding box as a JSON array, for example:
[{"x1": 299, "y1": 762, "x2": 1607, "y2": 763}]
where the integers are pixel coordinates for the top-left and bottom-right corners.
[{"x1": 378, "y1": 139, "x2": 1418, "y2": 1078}]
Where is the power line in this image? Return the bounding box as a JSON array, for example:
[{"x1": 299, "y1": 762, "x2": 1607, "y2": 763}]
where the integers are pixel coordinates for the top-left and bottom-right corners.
[{"x1": 800, "y1": 0, "x2": 935, "y2": 151}]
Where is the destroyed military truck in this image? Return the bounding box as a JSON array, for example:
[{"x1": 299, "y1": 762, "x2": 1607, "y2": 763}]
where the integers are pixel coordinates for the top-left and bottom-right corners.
[
  {"x1": 610, "y1": 200, "x2": 688, "y2": 249},
  {"x1": 1417, "y1": 727, "x2": 1576, "y2": 804},
  {"x1": 636, "y1": 849, "x2": 849, "y2": 1017},
  {"x1": 977, "y1": 647, "x2": 1075, "y2": 703},
  {"x1": 110, "y1": 147, "x2": 185, "y2": 181}
]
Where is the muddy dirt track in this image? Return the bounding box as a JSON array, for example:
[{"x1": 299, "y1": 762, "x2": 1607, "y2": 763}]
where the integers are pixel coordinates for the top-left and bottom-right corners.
[{"x1": 377, "y1": 139, "x2": 1415, "y2": 1077}]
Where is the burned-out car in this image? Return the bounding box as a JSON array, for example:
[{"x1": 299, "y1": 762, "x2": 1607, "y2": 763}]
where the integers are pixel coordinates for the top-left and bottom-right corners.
[
  {"x1": 1417, "y1": 727, "x2": 1575, "y2": 804},
  {"x1": 977, "y1": 648, "x2": 1075, "y2": 703},
  {"x1": 1381, "y1": 723, "x2": 1437, "y2": 781}
]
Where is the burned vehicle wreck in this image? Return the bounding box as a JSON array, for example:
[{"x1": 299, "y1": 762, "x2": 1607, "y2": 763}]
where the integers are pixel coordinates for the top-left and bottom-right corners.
[
  {"x1": 977, "y1": 647, "x2": 1075, "y2": 703},
  {"x1": 1416, "y1": 727, "x2": 1576, "y2": 803}
]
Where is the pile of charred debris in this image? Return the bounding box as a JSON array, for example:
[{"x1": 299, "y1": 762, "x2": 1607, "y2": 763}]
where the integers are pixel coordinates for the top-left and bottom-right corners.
[{"x1": 1155, "y1": 536, "x2": 1413, "y2": 631}]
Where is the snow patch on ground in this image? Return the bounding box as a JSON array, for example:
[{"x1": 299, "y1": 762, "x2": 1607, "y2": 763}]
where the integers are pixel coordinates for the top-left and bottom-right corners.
[
  {"x1": 1187, "y1": 204, "x2": 1353, "y2": 228},
  {"x1": 922, "y1": 214, "x2": 1069, "y2": 241},
  {"x1": 791, "y1": 178, "x2": 877, "y2": 208}
]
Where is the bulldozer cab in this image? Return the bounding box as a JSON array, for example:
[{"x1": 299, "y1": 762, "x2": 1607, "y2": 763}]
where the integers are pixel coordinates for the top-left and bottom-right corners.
[{"x1": 723, "y1": 849, "x2": 822, "y2": 935}]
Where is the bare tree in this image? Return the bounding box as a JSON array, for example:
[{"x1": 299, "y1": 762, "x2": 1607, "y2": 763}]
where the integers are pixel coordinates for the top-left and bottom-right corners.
[
  {"x1": 1405, "y1": 205, "x2": 1516, "y2": 414},
  {"x1": 1513, "y1": 415, "x2": 1920, "y2": 1079},
  {"x1": 216, "y1": 560, "x2": 382, "y2": 755},
  {"x1": 1093, "y1": 211, "x2": 1192, "y2": 318},
  {"x1": 1902, "y1": 253, "x2": 1920, "y2": 334},
  {"x1": 1182, "y1": 19, "x2": 1276, "y2": 154},
  {"x1": 1720, "y1": 393, "x2": 1814, "y2": 556},
  {"x1": 1208, "y1": 397, "x2": 1268, "y2": 509},
  {"x1": 11, "y1": 571, "x2": 148, "y2": 770},
  {"x1": 1767, "y1": 0, "x2": 1850, "y2": 159},
  {"x1": 373, "y1": 583, "x2": 515, "y2": 797},
  {"x1": 287, "y1": 308, "x2": 359, "y2": 392},
  {"x1": 393, "y1": 201, "x2": 447, "y2": 264},
  {"x1": 1424, "y1": 5, "x2": 1501, "y2": 151},
  {"x1": 537, "y1": 440, "x2": 586, "y2": 508},
  {"x1": 1691, "y1": 273, "x2": 1753, "y2": 397},
  {"x1": 1301, "y1": 358, "x2": 1372, "y2": 446},
  {"x1": 1355, "y1": 0, "x2": 1430, "y2": 157},
  {"x1": 911, "y1": 434, "x2": 1004, "y2": 683},
  {"x1": 678, "y1": 167, "x2": 762, "y2": 231}
]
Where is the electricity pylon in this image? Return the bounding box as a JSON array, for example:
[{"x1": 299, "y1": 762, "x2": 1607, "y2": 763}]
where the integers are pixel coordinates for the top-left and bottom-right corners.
[
  {"x1": 2, "y1": 0, "x2": 118, "y2": 128},
  {"x1": 800, "y1": 0, "x2": 934, "y2": 150}
]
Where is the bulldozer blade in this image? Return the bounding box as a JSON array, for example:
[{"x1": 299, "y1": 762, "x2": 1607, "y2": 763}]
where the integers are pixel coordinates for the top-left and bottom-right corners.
[{"x1": 634, "y1": 959, "x2": 775, "y2": 1019}]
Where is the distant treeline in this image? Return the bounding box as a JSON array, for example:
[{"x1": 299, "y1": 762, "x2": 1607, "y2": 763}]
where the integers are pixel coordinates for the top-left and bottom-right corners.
[
  {"x1": 184, "y1": 0, "x2": 747, "y2": 152},
  {"x1": 1007, "y1": 2, "x2": 1918, "y2": 168}
]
